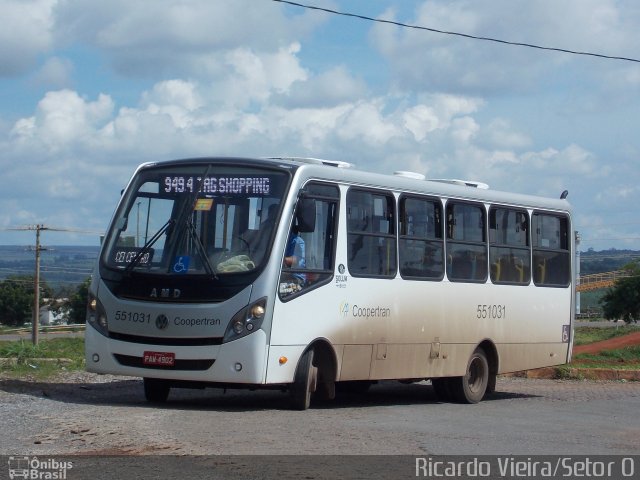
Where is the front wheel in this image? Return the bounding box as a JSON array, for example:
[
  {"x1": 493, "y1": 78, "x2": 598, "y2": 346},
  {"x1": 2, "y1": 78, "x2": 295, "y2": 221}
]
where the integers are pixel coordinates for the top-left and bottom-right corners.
[
  {"x1": 449, "y1": 348, "x2": 489, "y2": 404},
  {"x1": 143, "y1": 378, "x2": 170, "y2": 403},
  {"x1": 290, "y1": 349, "x2": 317, "y2": 410}
]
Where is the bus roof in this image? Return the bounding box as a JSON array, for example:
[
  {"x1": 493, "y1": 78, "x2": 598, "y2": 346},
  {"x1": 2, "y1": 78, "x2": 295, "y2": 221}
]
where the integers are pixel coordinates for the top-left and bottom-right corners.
[{"x1": 136, "y1": 156, "x2": 572, "y2": 213}]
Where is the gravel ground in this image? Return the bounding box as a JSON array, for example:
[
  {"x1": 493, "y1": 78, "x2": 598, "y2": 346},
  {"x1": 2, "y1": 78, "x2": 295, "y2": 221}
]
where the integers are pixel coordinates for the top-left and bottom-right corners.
[{"x1": 1, "y1": 371, "x2": 639, "y2": 457}]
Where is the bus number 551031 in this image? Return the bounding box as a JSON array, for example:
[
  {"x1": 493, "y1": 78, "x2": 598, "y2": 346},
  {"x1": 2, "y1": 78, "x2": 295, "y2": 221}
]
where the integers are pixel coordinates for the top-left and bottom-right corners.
[{"x1": 477, "y1": 304, "x2": 506, "y2": 319}]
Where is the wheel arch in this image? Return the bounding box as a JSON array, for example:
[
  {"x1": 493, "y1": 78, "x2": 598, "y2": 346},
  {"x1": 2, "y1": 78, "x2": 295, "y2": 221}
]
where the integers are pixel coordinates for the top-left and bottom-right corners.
[
  {"x1": 476, "y1": 338, "x2": 499, "y2": 393},
  {"x1": 291, "y1": 337, "x2": 338, "y2": 405},
  {"x1": 301, "y1": 337, "x2": 338, "y2": 382}
]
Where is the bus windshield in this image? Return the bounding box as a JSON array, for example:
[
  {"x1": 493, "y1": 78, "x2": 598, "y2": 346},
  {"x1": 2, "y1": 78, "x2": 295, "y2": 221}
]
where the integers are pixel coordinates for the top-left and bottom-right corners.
[{"x1": 102, "y1": 163, "x2": 290, "y2": 276}]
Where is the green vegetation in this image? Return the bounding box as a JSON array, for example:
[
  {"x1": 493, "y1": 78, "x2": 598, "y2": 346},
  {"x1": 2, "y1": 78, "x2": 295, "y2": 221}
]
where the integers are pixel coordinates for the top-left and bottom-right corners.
[
  {"x1": 578, "y1": 290, "x2": 605, "y2": 315},
  {"x1": 0, "y1": 337, "x2": 85, "y2": 379},
  {"x1": 599, "y1": 260, "x2": 640, "y2": 324},
  {"x1": 0, "y1": 275, "x2": 53, "y2": 327},
  {"x1": 571, "y1": 346, "x2": 640, "y2": 370},
  {"x1": 0, "y1": 275, "x2": 89, "y2": 328},
  {"x1": 561, "y1": 325, "x2": 640, "y2": 374},
  {"x1": 573, "y1": 325, "x2": 640, "y2": 346},
  {"x1": 61, "y1": 277, "x2": 90, "y2": 324}
]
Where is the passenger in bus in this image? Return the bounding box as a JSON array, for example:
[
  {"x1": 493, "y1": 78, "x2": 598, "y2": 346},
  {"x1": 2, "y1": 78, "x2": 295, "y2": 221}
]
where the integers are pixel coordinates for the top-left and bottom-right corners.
[
  {"x1": 284, "y1": 226, "x2": 305, "y2": 271},
  {"x1": 278, "y1": 225, "x2": 306, "y2": 295}
]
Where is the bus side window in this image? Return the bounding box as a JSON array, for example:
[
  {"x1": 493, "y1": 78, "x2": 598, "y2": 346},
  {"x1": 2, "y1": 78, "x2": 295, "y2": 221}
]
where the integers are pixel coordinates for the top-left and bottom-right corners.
[
  {"x1": 399, "y1": 196, "x2": 444, "y2": 280},
  {"x1": 445, "y1": 201, "x2": 487, "y2": 282},
  {"x1": 532, "y1": 212, "x2": 570, "y2": 287},
  {"x1": 347, "y1": 189, "x2": 396, "y2": 278},
  {"x1": 489, "y1": 207, "x2": 531, "y2": 285},
  {"x1": 279, "y1": 183, "x2": 340, "y2": 300}
]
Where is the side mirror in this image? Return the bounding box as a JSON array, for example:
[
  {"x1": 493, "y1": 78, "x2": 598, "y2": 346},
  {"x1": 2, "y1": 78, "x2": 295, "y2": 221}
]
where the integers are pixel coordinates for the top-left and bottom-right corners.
[{"x1": 296, "y1": 198, "x2": 316, "y2": 232}]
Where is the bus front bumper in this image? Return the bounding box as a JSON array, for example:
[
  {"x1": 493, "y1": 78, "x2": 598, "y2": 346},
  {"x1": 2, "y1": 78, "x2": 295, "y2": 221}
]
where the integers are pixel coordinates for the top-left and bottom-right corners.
[{"x1": 84, "y1": 323, "x2": 269, "y2": 384}]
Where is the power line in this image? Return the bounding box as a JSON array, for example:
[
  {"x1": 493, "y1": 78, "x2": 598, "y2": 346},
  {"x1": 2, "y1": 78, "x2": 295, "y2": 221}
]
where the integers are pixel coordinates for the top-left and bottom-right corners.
[
  {"x1": 1, "y1": 225, "x2": 103, "y2": 235},
  {"x1": 581, "y1": 236, "x2": 640, "y2": 241},
  {"x1": 274, "y1": 0, "x2": 640, "y2": 64}
]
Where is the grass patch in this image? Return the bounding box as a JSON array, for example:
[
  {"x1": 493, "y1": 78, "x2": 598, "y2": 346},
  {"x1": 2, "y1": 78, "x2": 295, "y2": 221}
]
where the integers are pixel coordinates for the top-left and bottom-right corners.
[
  {"x1": 570, "y1": 327, "x2": 640, "y2": 371},
  {"x1": 573, "y1": 325, "x2": 640, "y2": 346},
  {"x1": 554, "y1": 365, "x2": 585, "y2": 380},
  {"x1": 0, "y1": 337, "x2": 85, "y2": 379},
  {"x1": 571, "y1": 345, "x2": 640, "y2": 370},
  {"x1": 0, "y1": 324, "x2": 19, "y2": 333}
]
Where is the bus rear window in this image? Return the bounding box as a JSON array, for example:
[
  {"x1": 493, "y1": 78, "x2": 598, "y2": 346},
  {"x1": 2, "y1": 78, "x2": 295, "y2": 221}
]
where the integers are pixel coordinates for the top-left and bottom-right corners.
[{"x1": 532, "y1": 212, "x2": 571, "y2": 287}]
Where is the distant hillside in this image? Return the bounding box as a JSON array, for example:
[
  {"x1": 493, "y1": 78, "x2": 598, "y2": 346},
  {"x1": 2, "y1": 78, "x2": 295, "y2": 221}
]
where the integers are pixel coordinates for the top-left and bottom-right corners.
[
  {"x1": 0, "y1": 245, "x2": 99, "y2": 291},
  {"x1": 580, "y1": 248, "x2": 640, "y2": 275}
]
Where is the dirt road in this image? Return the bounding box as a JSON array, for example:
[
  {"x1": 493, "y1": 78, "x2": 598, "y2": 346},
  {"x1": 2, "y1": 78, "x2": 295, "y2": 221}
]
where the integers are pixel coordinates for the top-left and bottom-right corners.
[{"x1": 573, "y1": 331, "x2": 640, "y2": 355}]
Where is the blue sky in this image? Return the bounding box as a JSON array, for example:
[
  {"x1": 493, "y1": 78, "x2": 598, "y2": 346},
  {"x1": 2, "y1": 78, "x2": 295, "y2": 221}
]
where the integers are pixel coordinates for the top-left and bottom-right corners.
[{"x1": 0, "y1": 0, "x2": 639, "y2": 251}]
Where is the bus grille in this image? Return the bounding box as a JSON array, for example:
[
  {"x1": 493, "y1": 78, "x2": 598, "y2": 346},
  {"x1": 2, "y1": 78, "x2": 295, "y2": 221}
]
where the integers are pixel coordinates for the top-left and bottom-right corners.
[{"x1": 108, "y1": 331, "x2": 223, "y2": 346}]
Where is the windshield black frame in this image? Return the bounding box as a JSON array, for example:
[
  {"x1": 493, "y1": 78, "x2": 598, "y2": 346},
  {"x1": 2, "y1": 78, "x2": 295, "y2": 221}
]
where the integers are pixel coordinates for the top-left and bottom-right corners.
[{"x1": 99, "y1": 159, "x2": 293, "y2": 302}]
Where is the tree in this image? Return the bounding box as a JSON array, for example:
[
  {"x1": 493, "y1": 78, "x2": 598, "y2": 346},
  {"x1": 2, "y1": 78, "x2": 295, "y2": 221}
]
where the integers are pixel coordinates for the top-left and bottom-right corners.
[
  {"x1": 49, "y1": 278, "x2": 90, "y2": 324},
  {"x1": 0, "y1": 275, "x2": 53, "y2": 327},
  {"x1": 66, "y1": 277, "x2": 90, "y2": 324},
  {"x1": 600, "y1": 261, "x2": 640, "y2": 323}
]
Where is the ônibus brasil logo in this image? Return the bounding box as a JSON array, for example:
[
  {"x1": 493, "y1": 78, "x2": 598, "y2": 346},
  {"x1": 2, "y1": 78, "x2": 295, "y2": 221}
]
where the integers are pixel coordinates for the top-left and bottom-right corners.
[{"x1": 8, "y1": 456, "x2": 73, "y2": 479}]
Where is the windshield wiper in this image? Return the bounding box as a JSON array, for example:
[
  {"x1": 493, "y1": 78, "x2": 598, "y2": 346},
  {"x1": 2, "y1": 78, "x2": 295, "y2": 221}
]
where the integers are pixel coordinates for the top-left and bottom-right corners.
[
  {"x1": 185, "y1": 217, "x2": 218, "y2": 280},
  {"x1": 166, "y1": 164, "x2": 219, "y2": 279},
  {"x1": 124, "y1": 218, "x2": 175, "y2": 273}
]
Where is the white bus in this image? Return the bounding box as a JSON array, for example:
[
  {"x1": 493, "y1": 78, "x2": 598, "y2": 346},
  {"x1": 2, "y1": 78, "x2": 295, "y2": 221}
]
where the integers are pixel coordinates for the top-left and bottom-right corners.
[{"x1": 86, "y1": 156, "x2": 575, "y2": 408}]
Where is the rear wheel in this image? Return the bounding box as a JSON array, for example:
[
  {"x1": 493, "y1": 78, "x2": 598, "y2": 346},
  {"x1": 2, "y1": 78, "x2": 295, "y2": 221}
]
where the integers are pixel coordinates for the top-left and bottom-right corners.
[
  {"x1": 450, "y1": 348, "x2": 489, "y2": 404},
  {"x1": 290, "y1": 349, "x2": 317, "y2": 410},
  {"x1": 143, "y1": 378, "x2": 170, "y2": 403}
]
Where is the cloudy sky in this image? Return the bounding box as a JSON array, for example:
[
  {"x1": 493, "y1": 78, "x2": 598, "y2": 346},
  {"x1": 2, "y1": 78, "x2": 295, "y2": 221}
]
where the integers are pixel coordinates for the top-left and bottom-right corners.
[{"x1": 1, "y1": 0, "x2": 639, "y2": 251}]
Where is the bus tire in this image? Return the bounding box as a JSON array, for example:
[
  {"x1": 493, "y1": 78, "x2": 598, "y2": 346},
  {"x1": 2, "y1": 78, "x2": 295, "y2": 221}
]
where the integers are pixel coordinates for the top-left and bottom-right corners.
[
  {"x1": 143, "y1": 378, "x2": 170, "y2": 403},
  {"x1": 450, "y1": 348, "x2": 489, "y2": 404},
  {"x1": 290, "y1": 349, "x2": 317, "y2": 410}
]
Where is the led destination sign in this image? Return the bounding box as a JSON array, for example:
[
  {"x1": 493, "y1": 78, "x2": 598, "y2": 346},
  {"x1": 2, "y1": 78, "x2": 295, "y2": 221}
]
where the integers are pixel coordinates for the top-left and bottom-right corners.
[
  {"x1": 111, "y1": 247, "x2": 153, "y2": 266},
  {"x1": 163, "y1": 175, "x2": 271, "y2": 195}
]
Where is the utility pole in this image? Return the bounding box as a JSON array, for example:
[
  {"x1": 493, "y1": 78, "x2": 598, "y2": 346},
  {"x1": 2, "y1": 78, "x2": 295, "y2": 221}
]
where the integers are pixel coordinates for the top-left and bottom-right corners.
[
  {"x1": 32, "y1": 224, "x2": 48, "y2": 345},
  {"x1": 4, "y1": 223, "x2": 104, "y2": 342}
]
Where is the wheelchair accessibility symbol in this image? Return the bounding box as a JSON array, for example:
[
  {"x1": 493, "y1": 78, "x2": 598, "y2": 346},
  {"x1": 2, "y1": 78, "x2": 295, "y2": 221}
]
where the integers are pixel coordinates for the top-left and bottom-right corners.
[{"x1": 172, "y1": 256, "x2": 191, "y2": 274}]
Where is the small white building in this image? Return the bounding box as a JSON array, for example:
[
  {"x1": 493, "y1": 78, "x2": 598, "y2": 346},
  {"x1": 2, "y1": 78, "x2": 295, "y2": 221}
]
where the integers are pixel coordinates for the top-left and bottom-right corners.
[{"x1": 39, "y1": 298, "x2": 68, "y2": 326}]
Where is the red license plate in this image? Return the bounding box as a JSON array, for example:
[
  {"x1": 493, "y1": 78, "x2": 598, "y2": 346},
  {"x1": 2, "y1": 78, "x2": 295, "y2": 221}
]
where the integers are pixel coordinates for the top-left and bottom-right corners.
[{"x1": 143, "y1": 351, "x2": 175, "y2": 367}]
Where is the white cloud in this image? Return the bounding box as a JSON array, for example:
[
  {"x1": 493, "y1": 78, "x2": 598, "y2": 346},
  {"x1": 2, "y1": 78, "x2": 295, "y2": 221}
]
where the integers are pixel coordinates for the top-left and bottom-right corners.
[
  {"x1": 218, "y1": 44, "x2": 309, "y2": 107},
  {"x1": 276, "y1": 66, "x2": 367, "y2": 108},
  {"x1": 403, "y1": 105, "x2": 441, "y2": 141},
  {"x1": 140, "y1": 79, "x2": 203, "y2": 129},
  {"x1": 0, "y1": 0, "x2": 638, "y2": 251},
  {"x1": 51, "y1": 0, "x2": 326, "y2": 78},
  {"x1": 31, "y1": 56, "x2": 74, "y2": 89},
  {"x1": 482, "y1": 119, "x2": 532, "y2": 150},
  {"x1": 0, "y1": 0, "x2": 56, "y2": 76},
  {"x1": 520, "y1": 144, "x2": 602, "y2": 177},
  {"x1": 337, "y1": 100, "x2": 402, "y2": 145},
  {"x1": 450, "y1": 117, "x2": 479, "y2": 144},
  {"x1": 370, "y1": 0, "x2": 640, "y2": 95},
  {"x1": 10, "y1": 89, "x2": 114, "y2": 152}
]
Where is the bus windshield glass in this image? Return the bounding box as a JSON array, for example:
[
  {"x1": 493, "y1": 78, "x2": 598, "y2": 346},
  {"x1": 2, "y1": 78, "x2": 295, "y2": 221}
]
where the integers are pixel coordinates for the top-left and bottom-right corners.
[{"x1": 102, "y1": 163, "x2": 290, "y2": 276}]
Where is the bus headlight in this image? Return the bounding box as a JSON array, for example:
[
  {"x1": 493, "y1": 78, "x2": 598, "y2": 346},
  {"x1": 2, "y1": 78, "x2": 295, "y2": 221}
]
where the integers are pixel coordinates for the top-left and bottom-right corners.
[
  {"x1": 87, "y1": 293, "x2": 109, "y2": 337},
  {"x1": 223, "y1": 297, "x2": 267, "y2": 343}
]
